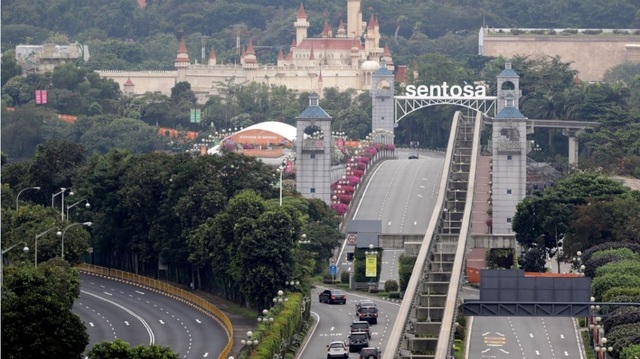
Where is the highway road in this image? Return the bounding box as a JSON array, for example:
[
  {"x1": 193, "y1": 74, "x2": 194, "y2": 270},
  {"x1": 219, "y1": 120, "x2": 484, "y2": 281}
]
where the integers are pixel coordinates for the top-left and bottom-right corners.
[
  {"x1": 74, "y1": 273, "x2": 228, "y2": 357},
  {"x1": 299, "y1": 150, "x2": 445, "y2": 358},
  {"x1": 301, "y1": 287, "x2": 401, "y2": 358}
]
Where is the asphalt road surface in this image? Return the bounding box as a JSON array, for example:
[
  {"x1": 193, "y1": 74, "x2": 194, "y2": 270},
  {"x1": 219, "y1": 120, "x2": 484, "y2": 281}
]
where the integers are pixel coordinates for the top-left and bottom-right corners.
[{"x1": 74, "y1": 273, "x2": 228, "y2": 357}]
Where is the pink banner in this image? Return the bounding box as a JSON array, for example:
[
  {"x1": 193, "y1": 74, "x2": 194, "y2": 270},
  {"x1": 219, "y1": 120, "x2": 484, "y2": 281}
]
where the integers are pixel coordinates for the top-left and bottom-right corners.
[
  {"x1": 41, "y1": 90, "x2": 48, "y2": 104},
  {"x1": 35, "y1": 90, "x2": 42, "y2": 104},
  {"x1": 286, "y1": 160, "x2": 293, "y2": 173}
]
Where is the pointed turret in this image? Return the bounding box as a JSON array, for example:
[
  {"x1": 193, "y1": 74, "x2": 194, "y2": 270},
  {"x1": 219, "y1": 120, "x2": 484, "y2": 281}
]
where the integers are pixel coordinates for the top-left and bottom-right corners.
[
  {"x1": 294, "y1": 2, "x2": 310, "y2": 45},
  {"x1": 243, "y1": 39, "x2": 257, "y2": 68},
  {"x1": 208, "y1": 47, "x2": 217, "y2": 66},
  {"x1": 309, "y1": 46, "x2": 315, "y2": 60},
  {"x1": 322, "y1": 20, "x2": 332, "y2": 38},
  {"x1": 174, "y1": 36, "x2": 190, "y2": 68},
  {"x1": 123, "y1": 77, "x2": 135, "y2": 95},
  {"x1": 382, "y1": 43, "x2": 394, "y2": 69},
  {"x1": 277, "y1": 47, "x2": 285, "y2": 66},
  {"x1": 337, "y1": 20, "x2": 347, "y2": 38}
]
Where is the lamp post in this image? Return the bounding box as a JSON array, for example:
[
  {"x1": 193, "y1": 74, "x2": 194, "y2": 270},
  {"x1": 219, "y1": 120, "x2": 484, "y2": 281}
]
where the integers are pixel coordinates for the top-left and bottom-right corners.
[
  {"x1": 1, "y1": 242, "x2": 30, "y2": 291},
  {"x1": 278, "y1": 165, "x2": 284, "y2": 206},
  {"x1": 66, "y1": 198, "x2": 91, "y2": 222},
  {"x1": 240, "y1": 330, "x2": 259, "y2": 354},
  {"x1": 596, "y1": 337, "x2": 613, "y2": 359},
  {"x1": 257, "y1": 309, "x2": 274, "y2": 327},
  {"x1": 61, "y1": 222, "x2": 92, "y2": 259},
  {"x1": 16, "y1": 186, "x2": 41, "y2": 211},
  {"x1": 298, "y1": 233, "x2": 310, "y2": 245},
  {"x1": 52, "y1": 188, "x2": 73, "y2": 221},
  {"x1": 35, "y1": 227, "x2": 62, "y2": 268}
]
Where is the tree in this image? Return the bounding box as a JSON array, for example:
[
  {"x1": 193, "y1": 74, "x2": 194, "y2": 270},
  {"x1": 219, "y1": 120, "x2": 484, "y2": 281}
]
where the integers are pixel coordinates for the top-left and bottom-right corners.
[
  {"x1": 1, "y1": 50, "x2": 23, "y2": 87},
  {"x1": 74, "y1": 115, "x2": 166, "y2": 154},
  {"x1": 1, "y1": 260, "x2": 88, "y2": 359},
  {"x1": 88, "y1": 338, "x2": 179, "y2": 359}
]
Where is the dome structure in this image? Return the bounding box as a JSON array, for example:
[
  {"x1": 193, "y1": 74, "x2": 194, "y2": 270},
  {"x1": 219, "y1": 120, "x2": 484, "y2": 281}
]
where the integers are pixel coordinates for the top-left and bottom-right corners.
[
  {"x1": 361, "y1": 60, "x2": 380, "y2": 72},
  {"x1": 208, "y1": 121, "x2": 297, "y2": 155}
]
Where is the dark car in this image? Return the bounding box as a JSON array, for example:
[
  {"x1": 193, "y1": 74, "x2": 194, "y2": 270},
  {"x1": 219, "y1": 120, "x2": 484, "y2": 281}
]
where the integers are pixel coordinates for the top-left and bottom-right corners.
[
  {"x1": 350, "y1": 320, "x2": 371, "y2": 339},
  {"x1": 355, "y1": 300, "x2": 376, "y2": 311},
  {"x1": 356, "y1": 305, "x2": 379, "y2": 324},
  {"x1": 408, "y1": 153, "x2": 419, "y2": 159},
  {"x1": 348, "y1": 332, "x2": 369, "y2": 352},
  {"x1": 359, "y1": 347, "x2": 382, "y2": 359},
  {"x1": 319, "y1": 289, "x2": 347, "y2": 304}
]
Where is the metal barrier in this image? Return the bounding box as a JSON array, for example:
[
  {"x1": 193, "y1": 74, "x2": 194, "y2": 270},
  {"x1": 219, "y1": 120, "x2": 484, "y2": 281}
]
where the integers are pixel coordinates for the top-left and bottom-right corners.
[{"x1": 77, "y1": 263, "x2": 234, "y2": 359}]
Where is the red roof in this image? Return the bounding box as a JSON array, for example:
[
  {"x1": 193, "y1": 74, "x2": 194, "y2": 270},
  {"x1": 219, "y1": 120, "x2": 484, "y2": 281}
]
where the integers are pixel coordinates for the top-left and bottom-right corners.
[
  {"x1": 383, "y1": 44, "x2": 391, "y2": 56},
  {"x1": 309, "y1": 46, "x2": 315, "y2": 60},
  {"x1": 297, "y1": 3, "x2": 306, "y2": 18},
  {"x1": 178, "y1": 37, "x2": 187, "y2": 54},
  {"x1": 246, "y1": 39, "x2": 255, "y2": 54},
  {"x1": 296, "y1": 38, "x2": 362, "y2": 51},
  {"x1": 209, "y1": 47, "x2": 216, "y2": 59},
  {"x1": 124, "y1": 77, "x2": 134, "y2": 86},
  {"x1": 367, "y1": 14, "x2": 376, "y2": 30},
  {"x1": 322, "y1": 20, "x2": 331, "y2": 37},
  {"x1": 277, "y1": 48, "x2": 284, "y2": 60}
]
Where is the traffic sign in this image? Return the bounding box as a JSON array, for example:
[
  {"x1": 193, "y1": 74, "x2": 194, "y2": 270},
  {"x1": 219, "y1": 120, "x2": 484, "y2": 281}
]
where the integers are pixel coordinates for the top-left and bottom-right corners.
[
  {"x1": 329, "y1": 257, "x2": 336, "y2": 265},
  {"x1": 346, "y1": 233, "x2": 357, "y2": 245},
  {"x1": 329, "y1": 265, "x2": 337, "y2": 275}
]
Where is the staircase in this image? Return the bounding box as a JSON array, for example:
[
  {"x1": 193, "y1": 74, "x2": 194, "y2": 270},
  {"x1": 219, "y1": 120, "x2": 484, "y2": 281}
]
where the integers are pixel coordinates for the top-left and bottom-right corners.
[{"x1": 385, "y1": 111, "x2": 481, "y2": 359}]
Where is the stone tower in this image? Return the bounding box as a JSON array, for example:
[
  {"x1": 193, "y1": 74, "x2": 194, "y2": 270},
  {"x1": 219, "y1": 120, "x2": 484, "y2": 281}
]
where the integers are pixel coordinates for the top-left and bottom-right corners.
[
  {"x1": 371, "y1": 59, "x2": 395, "y2": 137},
  {"x1": 491, "y1": 61, "x2": 528, "y2": 234},
  {"x1": 296, "y1": 93, "x2": 332, "y2": 204}
]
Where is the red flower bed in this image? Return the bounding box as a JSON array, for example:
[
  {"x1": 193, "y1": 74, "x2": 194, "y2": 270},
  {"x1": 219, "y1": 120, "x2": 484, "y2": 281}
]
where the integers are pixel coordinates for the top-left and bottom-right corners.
[{"x1": 331, "y1": 203, "x2": 348, "y2": 216}]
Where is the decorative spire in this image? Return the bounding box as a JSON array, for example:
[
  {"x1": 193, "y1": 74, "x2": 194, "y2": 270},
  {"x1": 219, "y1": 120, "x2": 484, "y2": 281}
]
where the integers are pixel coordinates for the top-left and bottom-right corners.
[
  {"x1": 367, "y1": 14, "x2": 376, "y2": 30},
  {"x1": 322, "y1": 20, "x2": 331, "y2": 38},
  {"x1": 309, "y1": 46, "x2": 315, "y2": 60},
  {"x1": 209, "y1": 47, "x2": 217, "y2": 59},
  {"x1": 246, "y1": 38, "x2": 255, "y2": 54},
  {"x1": 297, "y1": 2, "x2": 306, "y2": 18},
  {"x1": 318, "y1": 70, "x2": 323, "y2": 82},
  {"x1": 383, "y1": 43, "x2": 391, "y2": 56},
  {"x1": 277, "y1": 48, "x2": 284, "y2": 61},
  {"x1": 124, "y1": 77, "x2": 134, "y2": 86},
  {"x1": 178, "y1": 36, "x2": 187, "y2": 53}
]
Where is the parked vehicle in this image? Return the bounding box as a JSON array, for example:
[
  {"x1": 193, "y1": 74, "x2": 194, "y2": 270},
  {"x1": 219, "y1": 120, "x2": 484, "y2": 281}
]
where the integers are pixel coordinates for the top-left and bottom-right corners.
[
  {"x1": 327, "y1": 340, "x2": 349, "y2": 359},
  {"x1": 319, "y1": 289, "x2": 347, "y2": 304},
  {"x1": 350, "y1": 320, "x2": 371, "y2": 339},
  {"x1": 359, "y1": 347, "x2": 382, "y2": 359},
  {"x1": 348, "y1": 332, "x2": 369, "y2": 352}
]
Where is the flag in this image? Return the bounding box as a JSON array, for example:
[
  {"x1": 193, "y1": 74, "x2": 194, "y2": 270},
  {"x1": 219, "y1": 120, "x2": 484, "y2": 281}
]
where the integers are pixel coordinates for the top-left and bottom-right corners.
[{"x1": 35, "y1": 90, "x2": 42, "y2": 104}]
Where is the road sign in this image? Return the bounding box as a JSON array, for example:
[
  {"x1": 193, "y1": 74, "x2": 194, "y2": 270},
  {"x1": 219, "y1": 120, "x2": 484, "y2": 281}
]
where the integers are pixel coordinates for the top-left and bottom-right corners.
[
  {"x1": 329, "y1": 265, "x2": 337, "y2": 275},
  {"x1": 346, "y1": 233, "x2": 357, "y2": 245},
  {"x1": 329, "y1": 257, "x2": 336, "y2": 265}
]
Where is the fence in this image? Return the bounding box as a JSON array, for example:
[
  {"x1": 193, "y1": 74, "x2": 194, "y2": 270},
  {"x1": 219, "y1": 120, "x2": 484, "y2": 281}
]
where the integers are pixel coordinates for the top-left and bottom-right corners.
[{"x1": 77, "y1": 263, "x2": 233, "y2": 359}]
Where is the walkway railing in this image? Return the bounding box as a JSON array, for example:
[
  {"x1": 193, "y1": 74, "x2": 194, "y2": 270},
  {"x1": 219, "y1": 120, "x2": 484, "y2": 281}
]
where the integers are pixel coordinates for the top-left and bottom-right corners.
[{"x1": 77, "y1": 263, "x2": 234, "y2": 359}]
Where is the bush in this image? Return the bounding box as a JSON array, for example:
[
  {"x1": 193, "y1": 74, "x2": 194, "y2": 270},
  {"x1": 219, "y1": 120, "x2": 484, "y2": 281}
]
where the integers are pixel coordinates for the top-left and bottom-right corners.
[
  {"x1": 398, "y1": 255, "x2": 417, "y2": 292},
  {"x1": 384, "y1": 279, "x2": 399, "y2": 292},
  {"x1": 603, "y1": 306, "x2": 640, "y2": 332},
  {"x1": 592, "y1": 273, "x2": 640, "y2": 300},
  {"x1": 340, "y1": 270, "x2": 350, "y2": 283},
  {"x1": 595, "y1": 259, "x2": 640, "y2": 278},
  {"x1": 388, "y1": 292, "x2": 401, "y2": 299}
]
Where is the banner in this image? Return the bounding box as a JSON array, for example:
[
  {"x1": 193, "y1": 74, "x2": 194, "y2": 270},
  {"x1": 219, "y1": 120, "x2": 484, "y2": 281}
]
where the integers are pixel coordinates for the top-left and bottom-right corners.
[
  {"x1": 35, "y1": 90, "x2": 42, "y2": 104},
  {"x1": 41, "y1": 90, "x2": 48, "y2": 104},
  {"x1": 365, "y1": 254, "x2": 377, "y2": 277},
  {"x1": 286, "y1": 160, "x2": 293, "y2": 173}
]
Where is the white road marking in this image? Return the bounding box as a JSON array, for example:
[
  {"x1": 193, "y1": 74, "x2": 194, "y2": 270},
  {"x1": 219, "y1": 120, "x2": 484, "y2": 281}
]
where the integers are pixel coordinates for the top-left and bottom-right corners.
[
  {"x1": 560, "y1": 334, "x2": 565, "y2": 339},
  {"x1": 482, "y1": 348, "x2": 491, "y2": 353},
  {"x1": 529, "y1": 333, "x2": 534, "y2": 338},
  {"x1": 482, "y1": 332, "x2": 490, "y2": 336},
  {"x1": 124, "y1": 321, "x2": 129, "y2": 326},
  {"x1": 536, "y1": 350, "x2": 540, "y2": 355},
  {"x1": 564, "y1": 351, "x2": 569, "y2": 356},
  {"x1": 196, "y1": 319, "x2": 201, "y2": 324},
  {"x1": 90, "y1": 322, "x2": 94, "y2": 327},
  {"x1": 159, "y1": 320, "x2": 165, "y2": 325},
  {"x1": 203, "y1": 353, "x2": 208, "y2": 357},
  {"x1": 135, "y1": 290, "x2": 145, "y2": 295},
  {"x1": 499, "y1": 349, "x2": 509, "y2": 354},
  {"x1": 495, "y1": 332, "x2": 504, "y2": 337},
  {"x1": 103, "y1": 291, "x2": 112, "y2": 296}
]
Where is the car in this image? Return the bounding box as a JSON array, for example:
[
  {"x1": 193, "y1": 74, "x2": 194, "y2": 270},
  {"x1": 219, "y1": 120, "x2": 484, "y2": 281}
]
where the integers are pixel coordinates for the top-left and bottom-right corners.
[
  {"x1": 359, "y1": 347, "x2": 382, "y2": 359},
  {"x1": 348, "y1": 332, "x2": 369, "y2": 352},
  {"x1": 355, "y1": 300, "x2": 376, "y2": 311},
  {"x1": 319, "y1": 289, "x2": 347, "y2": 304},
  {"x1": 350, "y1": 320, "x2": 371, "y2": 339},
  {"x1": 356, "y1": 305, "x2": 379, "y2": 324},
  {"x1": 408, "y1": 153, "x2": 419, "y2": 159},
  {"x1": 326, "y1": 340, "x2": 349, "y2": 359}
]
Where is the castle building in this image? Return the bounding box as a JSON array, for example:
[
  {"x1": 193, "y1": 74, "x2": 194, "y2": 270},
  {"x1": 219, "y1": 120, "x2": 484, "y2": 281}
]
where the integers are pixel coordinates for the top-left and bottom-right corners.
[{"x1": 97, "y1": 1, "x2": 395, "y2": 103}]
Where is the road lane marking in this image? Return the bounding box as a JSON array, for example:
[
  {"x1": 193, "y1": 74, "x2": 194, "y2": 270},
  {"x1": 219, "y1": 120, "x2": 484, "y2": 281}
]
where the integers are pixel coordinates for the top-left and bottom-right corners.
[
  {"x1": 196, "y1": 319, "x2": 201, "y2": 324},
  {"x1": 499, "y1": 349, "x2": 509, "y2": 354},
  {"x1": 482, "y1": 332, "x2": 490, "y2": 336},
  {"x1": 203, "y1": 353, "x2": 208, "y2": 357},
  {"x1": 81, "y1": 290, "x2": 155, "y2": 345},
  {"x1": 103, "y1": 291, "x2": 113, "y2": 296},
  {"x1": 536, "y1": 350, "x2": 540, "y2": 355},
  {"x1": 565, "y1": 351, "x2": 569, "y2": 356},
  {"x1": 530, "y1": 333, "x2": 534, "y2": 338},
  {"x1": 90, "y1": 322, "x2": 94, "y2": 327},
  {"x1": 135, "y1": 290, "x2": 145, "y2": 295},
  {"x1": 124, "y1": 321, "x2": 129, "y2": 326},
  {"x1": 482, "y1": 349, "x2": 491, "y2": 353},
  {"x1": 495, "y1": 332, "x2": 504, "y2": 337},
  {"x1": 159, "y1": 320, "x2": 165, "y2": 325},
  {"x1": 560, "y1": 334, "x2": 565, "y2": 339}
]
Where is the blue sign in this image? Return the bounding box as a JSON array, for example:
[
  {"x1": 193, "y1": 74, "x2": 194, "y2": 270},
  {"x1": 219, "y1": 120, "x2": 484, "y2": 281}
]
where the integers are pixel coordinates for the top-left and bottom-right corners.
[{"x1": 329, "y1": 265, "x2": 337, "y2": 276}]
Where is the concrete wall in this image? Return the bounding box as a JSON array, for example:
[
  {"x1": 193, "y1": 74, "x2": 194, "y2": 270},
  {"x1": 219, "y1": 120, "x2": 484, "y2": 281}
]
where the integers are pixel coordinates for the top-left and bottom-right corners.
[{"x1": 481, "y1": 32, "x2": 640, "y2": 82}]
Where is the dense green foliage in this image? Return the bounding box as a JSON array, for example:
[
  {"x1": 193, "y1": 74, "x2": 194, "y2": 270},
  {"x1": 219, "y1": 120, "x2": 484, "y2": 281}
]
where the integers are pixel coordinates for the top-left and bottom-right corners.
[
  {"x1": 88, "y1": 339, "x2": 180, "y2": 359},
  {"x1": 398, "y1": 254, "x2": 416, "y2": 292}
]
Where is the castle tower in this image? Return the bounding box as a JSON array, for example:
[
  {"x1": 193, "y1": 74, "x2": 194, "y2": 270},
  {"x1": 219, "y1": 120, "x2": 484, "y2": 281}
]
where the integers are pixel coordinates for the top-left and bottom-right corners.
[
  {"x1": 321, "y1": 20, "x2": 332, "y2": 38},
  {"x1": 123, "y1": 77, "x2": 135, "y2": 95},
  {"x1": 243, "y1": 39, "x2": 257, "y2": 69},
  {"x1": 491, "y1": 61, "x2": 527, "y2": 234},
  {"x1": 382, "y1": 44, "x2": 394, "y2": 70},
  {"x1": 296, "y1": 93, "x2": 332, "y2": 204},
  {"x1": 277, "y1": 48, "x2": 285, "y2": 67},
  {"x1": 175, "y1": 36, "x2": 190, "y2": 81},
  {"x1": 208, "y1": 47, "x2": 217, "y2": 66},
  {"x1": 295, "y1": 3, "x2": 309, "y2": 45},
  {"x1": 347, "y1": 0, "x2": 361, "y2": 39},
  {"x1": 371, "y1": 59, "x2": 395, "y2": 137},
  {"x1": 365, "y1": 14, "x2": 376, "y2": 54},
  {"x1": 318, "y1": 70, "x2": 324, "y2": 95},
  {"x1": 336, "y1": 20, "x2": 347, "y2": 38}
]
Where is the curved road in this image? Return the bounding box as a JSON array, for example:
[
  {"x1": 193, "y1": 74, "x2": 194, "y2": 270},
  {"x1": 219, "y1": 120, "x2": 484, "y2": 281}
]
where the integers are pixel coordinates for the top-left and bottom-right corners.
[{"x1": 74, "y1": 274, "x2": 228, "y2": 357}]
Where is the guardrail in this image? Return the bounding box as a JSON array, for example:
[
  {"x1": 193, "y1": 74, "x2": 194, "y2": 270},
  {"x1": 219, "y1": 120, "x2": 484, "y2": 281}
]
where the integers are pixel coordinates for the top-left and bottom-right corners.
[{"x1": 77, "y1": 263, "x2": 234, "y2": 359}]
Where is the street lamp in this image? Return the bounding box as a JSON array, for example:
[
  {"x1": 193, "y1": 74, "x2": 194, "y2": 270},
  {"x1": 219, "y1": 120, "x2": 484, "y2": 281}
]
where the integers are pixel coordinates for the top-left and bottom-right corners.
[
  {"x1": 66, "y1": 198, "x2": 91, "y2": 222},
  {"x1": 61, "y1": 222, "x2": 92, "y2": 259},
  {"x1": 257, "y1": 309, "x2": 274, "y2": 326},
  {"x1": 277, "y1": 165, "x2": 284, "y2": 206},
  {"x1": 240, "y1": 330, "x2": 259, "y2": 350},
  {"x1": 52, "y1": 188, "x2": 73, "y2": 221},
  {"x1": 1, "y1": 242, "x2": 30, "y2": 291},
  {"x1": 298, "y1": 233, "x2": 310, "y2": 244},
  {"x1": 35, "y1": 227, "x2": 62, "y2": 268},
  {"x1": 16, "y1": 186, "x2": 41, "y2": 211}
]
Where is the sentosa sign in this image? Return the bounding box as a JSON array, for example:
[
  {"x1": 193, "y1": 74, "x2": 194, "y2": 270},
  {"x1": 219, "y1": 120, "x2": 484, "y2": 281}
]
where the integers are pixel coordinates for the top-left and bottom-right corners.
[{"x1": 403, "y1": 82, "x2": 487, "y2": 97}]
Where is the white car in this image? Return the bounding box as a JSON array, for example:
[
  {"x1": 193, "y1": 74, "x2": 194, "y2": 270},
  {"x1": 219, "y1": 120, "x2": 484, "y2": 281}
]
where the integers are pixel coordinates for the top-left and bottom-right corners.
[{"x1": 327, "y1": 340, "x2": 349, "y2": 359}]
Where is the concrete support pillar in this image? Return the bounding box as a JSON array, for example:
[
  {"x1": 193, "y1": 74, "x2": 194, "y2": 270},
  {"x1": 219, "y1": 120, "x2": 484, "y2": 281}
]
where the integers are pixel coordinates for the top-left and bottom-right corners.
[{"x1": 562, "y1": 129, "x2": 584, "y2": 167}]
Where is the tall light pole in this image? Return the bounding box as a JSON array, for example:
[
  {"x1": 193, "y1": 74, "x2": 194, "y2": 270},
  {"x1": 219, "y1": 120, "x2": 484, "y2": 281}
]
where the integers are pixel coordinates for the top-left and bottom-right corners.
[
  {"x1": 66, "y1": 199, "x2": 91, "y2": 222},
  {"x1": 1, "y1": 242, "x2": 29, "y2": 292},
  {"x1": 277, "y1": 165, "x2": 284, "y2": 206},
  {"x1": 16, "y1": 186, "x2": 41, "y2": 211},
  {"x1": 61, "y1": 222, "x2": 92, "y2": 259},
  {"x1": 35, "y1": 227, "x2": 62, "y2": 268},
  {"x1": 52, "y1": 188, "x2": 73, "y2": 221}
]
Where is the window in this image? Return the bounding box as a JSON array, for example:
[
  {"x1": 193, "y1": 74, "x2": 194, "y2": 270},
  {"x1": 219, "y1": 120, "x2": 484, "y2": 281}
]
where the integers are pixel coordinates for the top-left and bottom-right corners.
[
  {"x1": 507, "y1": 155, "x2": 512, "y2": 160},
  {"x1": 507, "y1": 218, "x2": 512, "y2": 223},
  {"x1": 310, "y1": 188, "x2": 315, "y2": 193},
  {"x1": 507, "y1": 189, "x2": 512, "y2": 194},
  {"x1": 310, "y1": 154, "x2": 316, "y2": 159},
  {"x1": 381, "y1": 117, "x2": 384, "y2": 120}
]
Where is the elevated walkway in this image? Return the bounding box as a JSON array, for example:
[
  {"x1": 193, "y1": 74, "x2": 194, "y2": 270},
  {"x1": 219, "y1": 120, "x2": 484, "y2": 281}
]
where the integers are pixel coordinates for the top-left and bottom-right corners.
[{"x1": 384, "y1": 111, "x2": 482, "y2": 359}]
